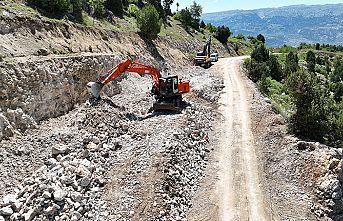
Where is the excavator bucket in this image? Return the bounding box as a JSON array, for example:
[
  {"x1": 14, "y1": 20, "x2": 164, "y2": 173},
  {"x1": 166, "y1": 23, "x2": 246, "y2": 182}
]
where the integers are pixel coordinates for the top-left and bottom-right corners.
[{"x1": 87, "y1": 82, "x2": 104, "y2": 98}]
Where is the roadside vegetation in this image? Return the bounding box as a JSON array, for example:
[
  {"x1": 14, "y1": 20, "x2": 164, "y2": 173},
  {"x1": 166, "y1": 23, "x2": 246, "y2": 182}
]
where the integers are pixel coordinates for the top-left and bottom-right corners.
[
  {"x1": 1, "y1": 0, "x2": 252, "y2": 53},
  {"x1": 245, "y1": 40, "x2": 343, "y2": 147}
]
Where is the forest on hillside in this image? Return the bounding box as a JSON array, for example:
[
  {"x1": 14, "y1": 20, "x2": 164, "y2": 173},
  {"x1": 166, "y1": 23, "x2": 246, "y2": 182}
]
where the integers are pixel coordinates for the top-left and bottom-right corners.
[{"x1": 244, "y1": 40, "x2": 343, "y2": 147}]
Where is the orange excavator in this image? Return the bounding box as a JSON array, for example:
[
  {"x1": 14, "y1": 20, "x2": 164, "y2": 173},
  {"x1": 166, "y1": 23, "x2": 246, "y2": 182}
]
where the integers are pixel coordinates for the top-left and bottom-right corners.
[{"x1": 87, "y1": 59, "x2": 190, "y2": 112}]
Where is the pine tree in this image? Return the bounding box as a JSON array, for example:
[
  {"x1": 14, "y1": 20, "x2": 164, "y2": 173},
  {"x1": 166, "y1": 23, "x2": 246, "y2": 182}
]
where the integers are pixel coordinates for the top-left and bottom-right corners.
[{"x1": 105, "y1": 0, "x2": 124, "y2": 16}]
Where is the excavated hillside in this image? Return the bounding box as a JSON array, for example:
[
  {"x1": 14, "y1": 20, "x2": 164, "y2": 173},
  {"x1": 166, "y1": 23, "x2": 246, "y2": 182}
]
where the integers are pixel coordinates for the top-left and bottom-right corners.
[
  {"x1": 0, "y1": 2, "x2": 228, "y2": 221},
  {"x1": 1, "y1": 1, "x2": 343, "y2": 221}
]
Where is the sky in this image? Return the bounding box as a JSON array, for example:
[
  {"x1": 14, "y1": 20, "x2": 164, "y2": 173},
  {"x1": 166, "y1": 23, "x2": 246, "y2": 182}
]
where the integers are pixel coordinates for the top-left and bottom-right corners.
[{"x1": 171, "y1": 0, "x2": 343, "y2": 13}]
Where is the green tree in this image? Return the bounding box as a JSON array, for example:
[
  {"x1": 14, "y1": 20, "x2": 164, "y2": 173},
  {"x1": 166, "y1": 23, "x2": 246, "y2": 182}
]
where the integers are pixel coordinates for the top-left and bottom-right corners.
[
  {"x1": 175, "y1": 8, "x2": 192, "y2": 28},
  {"x1": 190, "y1": 1, "x2": 202, "y2": 18},
  {"x1": 251, "y1": 44, "x2": 269, "y2": 63},
  {"x1": 147, "y1": 0, "x2": 165, "y2": 21},
  {"x1": 30, "y1": 0, "x2": 71, "y2": 17},
  {"x1": 215, "y1": 25, "x2": 231, "y2": 44},
  {"x1": 332, "y1": 59, "x2": 343, "y2": 82},
  {"x1": 287, "y1": 70, "x2": 335, "y2": 142},
  {"x1": 247, "y1": 35, "x2": 257, "y2": 44},
  {"x1": 285, "y1": 52, "x2": 299, "y2": 75},
  {"x1": 189, "y1": 1, "x2": 202, "y2": 29},
  {"x1": 306, "y1": 50, "x2": 316, "y2": 73},
  {"x1": 136, "y1": 4, "x2": 162, "y2": 40},
  {"x1": 316, "y1": 56, "x2": 324, "y2": 65},
  {"x1": 256, "y1": 33, "x2": 265, "y2": 43},
  {"x1": 105, "y1": 0, "x2": 124, "y2": 16},
  {"x1": 268, "y1": 55, "x2": 283, "y2": 81},
  {"x1": 199, "y1": 20, "x2": 206, "y2": 29},
  {"x1": 315, "y1": 43, "x2": 320, "y2": 50},
  {"x1": 174, "y1": 1, "x2": 202, "y2": 29},
  {"x1": 128, "y1": 4, "x2": 139, "y2": 17},
  {"x1": 162, "y1": 0, "x2": 173, "y2": 16},
  {"x1": 205, "y1": 23, "x2": 216, "y2": 33},
  {"x1": 71, "y1": 0, "x2": 82, "y2": 21},
  {"x1": 244, "y1": 59, "x2": 270, "y2": 82}
]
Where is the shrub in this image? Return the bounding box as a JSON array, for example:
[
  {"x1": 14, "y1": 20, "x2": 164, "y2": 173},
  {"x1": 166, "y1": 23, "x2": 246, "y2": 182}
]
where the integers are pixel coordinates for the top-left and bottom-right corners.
[
  {"x1": 285, "y1": 52, "x2": 299, "y2": 74},
  {"x1": 205, "y1": 23, "x2": 216, "y2": 33},
  {"x1": 235, "y1": 33, "x2": 245, "y2": 40},
  {"x1": 251, "y1": 44, "x2": 269, "y2": 63},
  {"x1": 244, "y1": 59, "x2": 270, "y2": 82},
  {"x1": 136, "y1": 4, "x2": 162, "y2": 40},
  {"x1": 128, "y1": 4, "x2": 139, "y2": 17}
]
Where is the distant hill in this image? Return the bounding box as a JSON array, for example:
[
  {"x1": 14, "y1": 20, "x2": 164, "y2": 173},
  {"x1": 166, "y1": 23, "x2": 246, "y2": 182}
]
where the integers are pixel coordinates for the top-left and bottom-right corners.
[{"x1": 202, "y1": 4, "x2": 343, "y2": 47}]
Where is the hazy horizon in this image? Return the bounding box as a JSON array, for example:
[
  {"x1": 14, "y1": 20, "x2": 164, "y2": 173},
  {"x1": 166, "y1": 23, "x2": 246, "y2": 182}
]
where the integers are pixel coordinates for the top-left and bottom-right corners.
[{"x1": 171, "y1": 0, "x2": 343, "y2": 13}]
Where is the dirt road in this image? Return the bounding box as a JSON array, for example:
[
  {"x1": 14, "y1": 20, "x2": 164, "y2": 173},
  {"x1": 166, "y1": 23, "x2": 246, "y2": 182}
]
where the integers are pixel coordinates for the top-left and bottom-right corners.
[{"x1": 216, "y1": 57, "x2": 270, "y2": 221}]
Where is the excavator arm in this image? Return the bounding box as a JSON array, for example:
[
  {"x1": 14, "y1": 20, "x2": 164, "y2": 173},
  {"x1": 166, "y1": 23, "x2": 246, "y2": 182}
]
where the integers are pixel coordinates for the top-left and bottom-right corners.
[{"x1": 87, "y1": 59, "x2": 162, "y2": 98}]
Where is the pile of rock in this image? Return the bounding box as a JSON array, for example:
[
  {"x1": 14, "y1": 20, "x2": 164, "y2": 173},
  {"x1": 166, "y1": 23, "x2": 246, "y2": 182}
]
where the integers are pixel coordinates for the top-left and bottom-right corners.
[
  {"x1": 154, "y1": 105, "x2": 214, "y2": 221},
  {"x1": 0, "y1": 62, "x2": 223, "y2": 221},
  {"x1": 0, "y1": 101, "x2": 128, "y2": 221}
]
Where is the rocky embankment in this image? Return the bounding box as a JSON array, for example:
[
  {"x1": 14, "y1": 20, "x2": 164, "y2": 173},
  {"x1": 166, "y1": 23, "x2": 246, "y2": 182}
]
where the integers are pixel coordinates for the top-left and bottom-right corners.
[{"x1": 0, "y1": 55, "x2": 124, "y2": 140}]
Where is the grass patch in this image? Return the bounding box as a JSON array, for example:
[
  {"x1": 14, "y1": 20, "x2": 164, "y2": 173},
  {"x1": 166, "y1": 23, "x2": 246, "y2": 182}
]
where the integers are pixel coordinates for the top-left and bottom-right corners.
[{"x1": 258, "y1": 76, "x2": 295, "y2": 119}]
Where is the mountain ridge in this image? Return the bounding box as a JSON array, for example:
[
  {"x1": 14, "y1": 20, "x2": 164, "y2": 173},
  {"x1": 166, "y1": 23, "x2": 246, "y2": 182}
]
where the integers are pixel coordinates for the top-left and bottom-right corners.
[{"x1": 202, "y1": 3, "x2": 343, "y2": 47}]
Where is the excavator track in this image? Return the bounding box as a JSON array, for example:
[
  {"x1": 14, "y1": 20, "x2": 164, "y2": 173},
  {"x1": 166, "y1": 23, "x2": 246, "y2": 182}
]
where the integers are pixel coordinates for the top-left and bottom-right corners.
[
  {"x1": 152, "y1": 95, "x2": 182, "y2": 113},
  {"x1": 152, "y1": 103, "x2": 181, "y2": 113}
]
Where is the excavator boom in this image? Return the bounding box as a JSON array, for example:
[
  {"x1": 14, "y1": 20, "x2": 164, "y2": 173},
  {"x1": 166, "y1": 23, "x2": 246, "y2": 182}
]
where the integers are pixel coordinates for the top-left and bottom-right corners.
[{"x1": 87, "y1": 59, "x2": 161, "y2": 99}]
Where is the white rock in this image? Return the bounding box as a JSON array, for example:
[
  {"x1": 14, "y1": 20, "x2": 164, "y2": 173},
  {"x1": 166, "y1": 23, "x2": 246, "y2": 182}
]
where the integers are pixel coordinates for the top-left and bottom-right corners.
[
  {"x1": 0, "y1": 206, "x2": 13, "y2": 216},
  {"x1": 86, "y1": 142, "x2": 99, "y2": 152},
  {"x1": 12, "y1": 201, "x2": 23, "y2": 212},
  {"x1": 54, "y1": 189, "x2": 66, "y2": 201},
  {"x1": 76, "y1": 165, "x2": 91, "y2": 177},
  {"x1": 3, "y1": 194, "x2": 16, "y2": 204},
  {"x1": 42, "y1": 191, "x2": 51, "y2": 199},
  {"x1": 46, "y1": 158, "x2": 58, "y2": 167},
  {"x1": 71, "y1": 192, "x2": 82, "y2": 202},
  {"x1": 74, "y1": 202, "x2": 81, "y2": 209},
  {"x1": 82, "y1": 149, "x2": 90, "y2": 158},
  {"x1": 0, "y1": 216, "x2": 4, "y2": 221},
  {"x1": 10, "y1": 213, "x2": 21, "y2": 220}
]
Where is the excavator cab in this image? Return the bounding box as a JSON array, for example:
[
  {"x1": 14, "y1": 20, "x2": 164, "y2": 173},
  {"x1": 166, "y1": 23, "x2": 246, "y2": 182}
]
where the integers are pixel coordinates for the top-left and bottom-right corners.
[{"x1": 158, "y1": 75, "x2": 179, "y2": 97}]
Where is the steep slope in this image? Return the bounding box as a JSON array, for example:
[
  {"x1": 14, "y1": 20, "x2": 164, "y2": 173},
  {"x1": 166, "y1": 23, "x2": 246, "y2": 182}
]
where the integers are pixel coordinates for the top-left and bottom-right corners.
[{"x1": 202, "y1": 4, "x2": 343, "y2": 46}]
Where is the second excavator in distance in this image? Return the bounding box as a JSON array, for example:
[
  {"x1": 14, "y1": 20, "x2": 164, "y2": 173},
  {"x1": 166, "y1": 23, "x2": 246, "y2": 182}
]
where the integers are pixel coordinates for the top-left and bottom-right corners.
[{"x1": 87, "y1": 59, "x2": 190, "y2": 112}]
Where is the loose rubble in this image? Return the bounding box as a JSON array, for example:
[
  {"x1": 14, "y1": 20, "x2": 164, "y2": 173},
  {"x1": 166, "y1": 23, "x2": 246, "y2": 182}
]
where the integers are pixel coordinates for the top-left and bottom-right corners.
[{"x1": 0, "y1": 65, "x2": 221, "y2": 221}]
